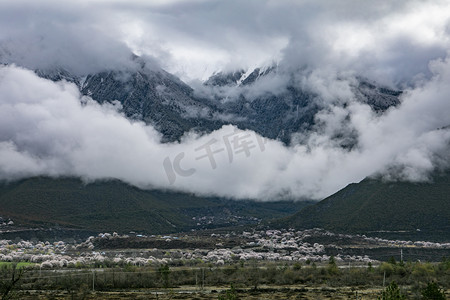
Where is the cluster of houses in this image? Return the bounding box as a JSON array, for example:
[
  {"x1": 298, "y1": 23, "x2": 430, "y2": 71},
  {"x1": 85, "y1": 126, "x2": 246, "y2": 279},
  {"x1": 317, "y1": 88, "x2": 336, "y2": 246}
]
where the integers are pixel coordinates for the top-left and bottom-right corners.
[{"x1": 0, "y1": 216, "x2": 14, "y2": 227}]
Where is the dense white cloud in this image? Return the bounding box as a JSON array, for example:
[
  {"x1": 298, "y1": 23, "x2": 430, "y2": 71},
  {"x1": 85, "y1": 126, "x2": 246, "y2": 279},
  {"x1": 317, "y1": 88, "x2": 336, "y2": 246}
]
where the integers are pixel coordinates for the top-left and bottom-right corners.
[
  {"x1": 0, "y1": 63, "x2": 449, "y2": 200},
  {"x1": 0, "y1": 1, "x2": 450, "y2": 200}
]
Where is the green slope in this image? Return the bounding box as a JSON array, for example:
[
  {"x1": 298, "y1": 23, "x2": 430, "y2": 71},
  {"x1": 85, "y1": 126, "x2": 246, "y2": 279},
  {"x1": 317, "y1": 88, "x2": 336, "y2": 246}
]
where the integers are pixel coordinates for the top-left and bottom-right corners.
[
  {"x1": 0, "y1": 177, "x2": 312, "y2": 234},
  {"x1": 281, "y1": 172, "x2": 450, "y2": 240}
]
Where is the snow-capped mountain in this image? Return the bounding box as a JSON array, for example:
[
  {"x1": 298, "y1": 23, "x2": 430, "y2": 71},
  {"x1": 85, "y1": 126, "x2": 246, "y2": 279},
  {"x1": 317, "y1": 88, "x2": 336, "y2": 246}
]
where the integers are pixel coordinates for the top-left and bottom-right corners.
[
  {"x1": 35, "y1": 61, "x2": 224, "y2": 142},
  {"x1": 200, "y1": 66, "x2": 401, "y2": 144},
  {"x1": 35, "y1": 58, "x2": 401, "y2": 145}
]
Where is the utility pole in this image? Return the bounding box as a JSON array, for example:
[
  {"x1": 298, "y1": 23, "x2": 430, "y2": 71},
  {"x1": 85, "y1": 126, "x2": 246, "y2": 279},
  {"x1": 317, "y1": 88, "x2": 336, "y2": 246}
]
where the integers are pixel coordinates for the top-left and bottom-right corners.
[
  {"x1": 92, "y1": 270, "x2": 95, "y2": 292},
  {"x1": 195, "y1": 272, "x2": 198, "y2": 290},
  {"x1": 383, "y1": 271, "x2": 386, "y2": 287},
  {"x1": 400, "y1": 249, "x2": 403, "y2": 262},
  {"x1": 202, "y1": 268, "x2": 205, "y2": 291}
]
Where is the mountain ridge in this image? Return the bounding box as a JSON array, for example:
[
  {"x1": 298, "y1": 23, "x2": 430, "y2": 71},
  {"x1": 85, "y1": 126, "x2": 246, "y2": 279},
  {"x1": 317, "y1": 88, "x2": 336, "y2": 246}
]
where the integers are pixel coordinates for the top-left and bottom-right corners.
[
  {"x1": 33, "y1": 58, "x2": 402, "y2": 145},
  {"x1": 277, "y1": 171, "x2": 450, "y2": 241},
  {"x1": 0, "y1": 176, "x2": 314, "y2": 234}
]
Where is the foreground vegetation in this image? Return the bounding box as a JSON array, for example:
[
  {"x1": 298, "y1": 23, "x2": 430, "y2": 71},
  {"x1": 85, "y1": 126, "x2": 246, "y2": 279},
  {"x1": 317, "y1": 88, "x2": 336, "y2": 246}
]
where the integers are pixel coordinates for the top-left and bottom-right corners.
[
  {"x1": 1, "y1": 257, "x2": 449, "y2": 299},
  {"x1": 1, "y1": 228, "x2": 448, "y2": 299}
]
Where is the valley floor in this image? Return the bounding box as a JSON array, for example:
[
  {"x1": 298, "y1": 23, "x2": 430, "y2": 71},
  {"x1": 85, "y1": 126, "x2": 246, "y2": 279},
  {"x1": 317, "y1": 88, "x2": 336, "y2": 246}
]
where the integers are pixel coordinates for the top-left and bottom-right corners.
[
  {"x1": 1, "y1": 228, "x2": 449, "y2": 299},
  {"x1": 13, "y1": 285, "x2": 450, "y2": 299}
]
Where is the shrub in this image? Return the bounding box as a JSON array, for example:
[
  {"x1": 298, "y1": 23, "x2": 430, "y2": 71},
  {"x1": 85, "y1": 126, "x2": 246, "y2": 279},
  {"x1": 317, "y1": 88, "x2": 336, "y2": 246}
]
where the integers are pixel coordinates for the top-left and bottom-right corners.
[
  {"x1": 379, "y1": 262, "x2": 395, "y2": 277},
  {"x1": 158, "y1": 264, "x2": 170, "y2": 288},
  {"x1": 218, "y1": 284, "x2": 237, "y2": 300},
  {"x1": 378, "y1": 281, "x2": 405, "y2": 300},
  {"x1": 421, "y1": 282, "x2": 445, "y2": 300},
  {"x1": 293, "y1": 262, "x2": 302, "y2": 270},
  {"x1": 327, "y1": 256, "x2": 339, "y2": 275}
]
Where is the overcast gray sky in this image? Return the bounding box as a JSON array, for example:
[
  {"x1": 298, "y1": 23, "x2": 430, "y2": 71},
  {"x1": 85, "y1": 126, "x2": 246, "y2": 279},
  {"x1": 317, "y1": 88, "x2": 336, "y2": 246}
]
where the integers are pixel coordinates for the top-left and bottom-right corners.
[
  {"x1": 1, "y1": 0, "x2": 450, "y2": 200},
  {"x1": 1, "y1": 0, "x2": 450, "y2": 83}
]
